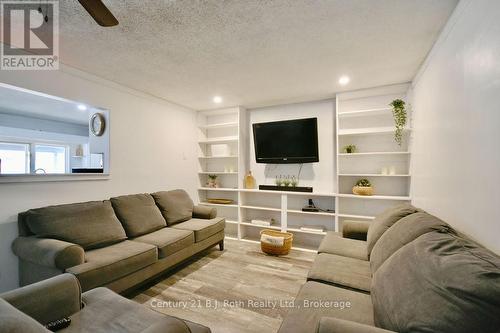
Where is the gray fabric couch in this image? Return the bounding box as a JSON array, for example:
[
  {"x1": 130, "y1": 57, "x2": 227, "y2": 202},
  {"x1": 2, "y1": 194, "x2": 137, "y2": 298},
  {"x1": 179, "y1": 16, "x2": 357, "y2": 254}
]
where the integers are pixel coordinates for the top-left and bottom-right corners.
[
  {"x1": 12, "y1": 189, "x2": 225, "y2": 293},
  {"x1": 279, "y1": 204, "x2": 500, "y2": 333},
  {"x1": 0, "y1": 273, "x2": 210, "y2": 333}
]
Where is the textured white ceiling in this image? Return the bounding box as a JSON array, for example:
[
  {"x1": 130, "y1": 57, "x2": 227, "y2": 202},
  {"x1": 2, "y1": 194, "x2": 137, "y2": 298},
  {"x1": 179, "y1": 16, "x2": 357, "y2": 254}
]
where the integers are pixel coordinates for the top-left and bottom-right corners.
[{"x1": 56, "y1": 0, "x2": 458, "y2": 110}]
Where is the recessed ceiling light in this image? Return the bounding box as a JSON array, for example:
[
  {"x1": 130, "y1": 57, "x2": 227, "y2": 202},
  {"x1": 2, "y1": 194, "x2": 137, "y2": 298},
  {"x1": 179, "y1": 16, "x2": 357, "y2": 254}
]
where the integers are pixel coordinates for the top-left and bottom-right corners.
[
  {"x1": 213, "y1": 96, "x2": 222, "y2": 104},
  {"x1": 339, "y1": 76, "x2": 350, "y2": 86},
  {"x1": 77, "y1": 104, "x2": 87, "y2": 111}
]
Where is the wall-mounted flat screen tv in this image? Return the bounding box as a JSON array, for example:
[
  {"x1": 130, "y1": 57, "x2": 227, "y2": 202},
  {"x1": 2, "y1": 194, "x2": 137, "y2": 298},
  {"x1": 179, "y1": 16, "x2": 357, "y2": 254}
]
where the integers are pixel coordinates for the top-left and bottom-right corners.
[{"x1": 252, "y1": 117, "x2": 319, "y2": 164}]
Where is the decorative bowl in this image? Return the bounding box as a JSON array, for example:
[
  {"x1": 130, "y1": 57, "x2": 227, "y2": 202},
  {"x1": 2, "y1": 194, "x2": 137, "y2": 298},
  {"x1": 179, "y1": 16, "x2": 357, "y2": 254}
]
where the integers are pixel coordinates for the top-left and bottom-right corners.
[{"x1": 352, "y1": 186, "x2": 374, "y2": 196}]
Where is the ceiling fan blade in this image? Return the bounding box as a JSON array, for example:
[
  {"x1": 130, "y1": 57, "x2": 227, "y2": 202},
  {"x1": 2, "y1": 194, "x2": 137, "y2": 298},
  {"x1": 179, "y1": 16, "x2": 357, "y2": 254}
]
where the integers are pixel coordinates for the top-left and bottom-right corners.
[{"x1": 77, "y1": 0, "x2": 118, "y2": 27}]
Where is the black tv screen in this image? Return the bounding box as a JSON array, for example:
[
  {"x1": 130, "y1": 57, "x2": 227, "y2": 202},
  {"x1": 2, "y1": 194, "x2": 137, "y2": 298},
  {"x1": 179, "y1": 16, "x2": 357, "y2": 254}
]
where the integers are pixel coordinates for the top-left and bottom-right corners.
[{"x1": 252, "y1": 118, "x2": 319, "y2": 164}]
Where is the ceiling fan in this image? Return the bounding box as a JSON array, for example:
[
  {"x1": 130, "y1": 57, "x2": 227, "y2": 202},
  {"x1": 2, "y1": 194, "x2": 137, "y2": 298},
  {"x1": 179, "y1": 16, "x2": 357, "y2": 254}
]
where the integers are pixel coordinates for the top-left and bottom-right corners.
[{"x1": 77, "y1": 0, "x2": 118, "y2": 27}]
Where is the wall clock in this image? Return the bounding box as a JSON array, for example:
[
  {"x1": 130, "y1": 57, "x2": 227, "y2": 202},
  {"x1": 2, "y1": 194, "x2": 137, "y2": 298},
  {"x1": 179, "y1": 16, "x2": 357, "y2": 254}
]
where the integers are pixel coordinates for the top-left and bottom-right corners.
[{"x1": 90, "y1": 113, "x2": 106, "y2": 136}]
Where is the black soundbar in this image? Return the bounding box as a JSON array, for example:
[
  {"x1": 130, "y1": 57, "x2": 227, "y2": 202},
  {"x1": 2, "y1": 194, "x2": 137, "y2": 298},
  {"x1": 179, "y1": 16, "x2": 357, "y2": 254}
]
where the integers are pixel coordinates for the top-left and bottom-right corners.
[{"x1": 259, "y1": 185, "x2": 313, "y2": 192}]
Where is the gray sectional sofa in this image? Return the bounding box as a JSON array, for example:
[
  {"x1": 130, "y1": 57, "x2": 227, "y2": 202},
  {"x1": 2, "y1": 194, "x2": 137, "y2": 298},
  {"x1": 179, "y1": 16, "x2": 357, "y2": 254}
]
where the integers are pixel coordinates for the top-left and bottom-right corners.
[
  {"x1": 12, "y1": 189, "x2": 225, "y2": 293},
  {"x1": 279, "y1": 204, "x2": 500, "y2": 333},
  {"x1": 0, "y1": 273, "x2": 210, "y2": 333}
]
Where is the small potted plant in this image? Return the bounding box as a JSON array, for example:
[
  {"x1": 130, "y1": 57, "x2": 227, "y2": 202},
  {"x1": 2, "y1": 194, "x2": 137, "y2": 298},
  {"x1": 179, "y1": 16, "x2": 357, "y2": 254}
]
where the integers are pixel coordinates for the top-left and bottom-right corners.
[
  {"x1": 207, "y1": 174, "x2": 218, "y2": 188},
  {"x1": 343, "y1": 144, "x2": 357, "y2": 154},
  {"x1": 389, "y1": 99, "x2": 407, "y2": 146},
  {"x1": 290, "y1": 176, "x2": 298, "y2": 187},
  {"x1": 282, "y1": 176, "x2": 291, "y2": 187},
  {"x1": 352, "y1": 178, "x2": 373, "y2": 196},
  {"x1": 275, "y1": 175, "x2": 283, "y2": 186}
]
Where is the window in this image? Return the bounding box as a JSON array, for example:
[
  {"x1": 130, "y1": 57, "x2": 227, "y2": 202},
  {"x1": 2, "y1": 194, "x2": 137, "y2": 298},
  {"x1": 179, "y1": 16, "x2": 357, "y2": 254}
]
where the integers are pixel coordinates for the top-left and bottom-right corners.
[
  {"x1": 0, "y1": 141, "x2": 68, "y2": 175},
  {"x1": 0, "y1": 142, "x2": 30, "y2": 174},
  {"x1": 35, "y1": 145, "x2": 67, "y2": 174}
]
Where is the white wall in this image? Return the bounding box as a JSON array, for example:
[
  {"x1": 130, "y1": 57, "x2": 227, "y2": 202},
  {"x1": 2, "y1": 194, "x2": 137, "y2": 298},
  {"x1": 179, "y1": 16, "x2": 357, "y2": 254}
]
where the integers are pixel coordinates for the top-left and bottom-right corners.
[
  {"x1": 248, "y1": 99, "x2": 336, "y2": 193},
  {"x1": 410, "y1": 0, "x2": 500, "y2": 254},
  {"x1": 0, "y1": 66, "x2": 198, "y2": 292}
]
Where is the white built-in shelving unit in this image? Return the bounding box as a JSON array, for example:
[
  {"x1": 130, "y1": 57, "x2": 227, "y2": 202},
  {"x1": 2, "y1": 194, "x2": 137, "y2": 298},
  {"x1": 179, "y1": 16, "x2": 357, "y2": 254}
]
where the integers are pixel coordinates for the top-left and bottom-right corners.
[
  {"x1": 196, "y1": 107, "x2": 334, "y2": 251},
  {"x1": 196, "y1": 83, "x2": 411, "y2": 252},
  {"x1": 197, "y1": 107, "x2": 243, "y2": 244},
  {"x1": 335, "y1": 83, "x2": 412, "y2": 232}
]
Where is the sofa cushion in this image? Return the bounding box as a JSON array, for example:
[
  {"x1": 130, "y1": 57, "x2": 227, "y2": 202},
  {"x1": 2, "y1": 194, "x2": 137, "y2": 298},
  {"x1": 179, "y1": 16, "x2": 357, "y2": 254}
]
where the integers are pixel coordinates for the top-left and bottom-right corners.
[
  {"x1": 70, "y1": 287, "x2": 211, "y2": 333},
  {"x1": 171, "y1": 218, "x2": 225, "y2": 242},
  {"x1": 132, "y1": 228, "x2": 195, "y2": 259},
  {"x1": 278, "y1": 281, "x2": 374, "y2": 333},
  {"x1": 371, "y1": 230, "x2": 500, "y2": 333},
  {"x1": 66, "y1": 240, "x2": 157, "y2": 291},
  {"x1": 370, "y1": 212, "x2": 452, "y2": 272},
  {"x1": 0, "y1": 298, "x2": 50, "y2": 333},
  {"x1": 308, "y1": 253, "x2": 371, "y2": 292},
  {"x1": 318, "y1": 231, "x2": 368, "y2": 260},
  {"x1": 152, "y1": 190, "x2": 194, "y2": 225},
  {"x1": 366, "y1": 204, "x2": 420, "y2": 255},
  {"x1": 24, "y1": 201, "x2": 127, "y2": 250},
  {"x1": 110, "y1": 193, "x2": 167, "y2": 237}
]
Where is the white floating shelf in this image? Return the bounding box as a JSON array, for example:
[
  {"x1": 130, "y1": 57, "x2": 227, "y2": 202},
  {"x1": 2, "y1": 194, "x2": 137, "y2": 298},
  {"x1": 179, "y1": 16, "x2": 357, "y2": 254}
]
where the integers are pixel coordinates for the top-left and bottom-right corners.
[
  {"x1": 198, "y1": 155, "x2": 239, "y2": 159},
  {"x1": 339, "y1": 174, "x2": 410, "y2": 177},
  {"x1": 338, "y1": 151, "x2": 410, "y2": 156},
  {"x1": 240, "y1": 222, "x2": 281, "y2": 231},
  {"x1": 198, "y1": 187, "x2": 239, "y2": 192},
  {"x1": 198, "y1": 172, "x2": 238, "y2": 175},
  {"x1": 287, "y1": 209, "x2": 336, "y2": 217},
  {"x1": 337, "y1": 194, "x2": 411, "y2": 201},
  {"x1": 198, "y1": 136, "x2": 238, "y2": 144},
  {"x1": 337, "y1": 213, "x2": 376, "y2": 220},
  {"x1": 338, "y1": 127, "x2": 410, "y2": 136},
  {"x1": 240, "y1": 205, "x2": 281, "y2": 212},
  {"x1": 287, "y1": 227, "x2": 327, "y2": 235},
  {"x1": 338, "y1": 107, "x2": 392, "y2": 117},
  {"x1": 225, "y1": 220, "x2": 238, "y2": 225},
  {"x1": 199, "y1": 202, "x2": 238, "y2": 208},
  {"x1": 239, "y1": 188, "x2": 336, "y2": 197},
  {"x1": 198, "y1": 122, "x2": 238, "y2": 129}
]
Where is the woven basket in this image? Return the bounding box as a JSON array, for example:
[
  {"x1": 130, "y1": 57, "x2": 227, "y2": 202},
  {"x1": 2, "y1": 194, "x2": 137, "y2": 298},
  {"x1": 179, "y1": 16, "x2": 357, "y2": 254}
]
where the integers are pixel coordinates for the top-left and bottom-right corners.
[
  {"x1": 260, "y1": 229, "x2": 293, "y2": 255},
  {"x1": 352, "y1": 186, "x2": 374, "y2": 196}
]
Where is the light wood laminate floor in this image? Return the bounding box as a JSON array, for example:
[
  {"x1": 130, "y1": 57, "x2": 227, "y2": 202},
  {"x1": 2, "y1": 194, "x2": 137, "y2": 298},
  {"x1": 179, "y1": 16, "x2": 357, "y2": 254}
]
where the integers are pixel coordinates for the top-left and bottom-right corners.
[{"x1": 132, "y1": 238, "x2": 315, "y2": 333}]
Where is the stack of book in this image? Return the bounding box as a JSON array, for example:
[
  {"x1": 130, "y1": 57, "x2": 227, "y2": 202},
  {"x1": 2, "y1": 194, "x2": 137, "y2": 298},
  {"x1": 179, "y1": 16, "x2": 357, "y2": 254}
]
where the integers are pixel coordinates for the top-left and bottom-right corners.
[{"x1": 251, "y1": 219, "x2": 273, "y2": 226}]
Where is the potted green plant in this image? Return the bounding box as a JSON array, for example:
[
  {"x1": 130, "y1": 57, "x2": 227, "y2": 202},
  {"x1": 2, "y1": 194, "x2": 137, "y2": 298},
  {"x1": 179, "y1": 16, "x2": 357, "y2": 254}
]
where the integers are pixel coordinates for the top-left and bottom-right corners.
[
  {"x1": 207, "y1": 174, "x2": 218, "y2": 188},
  {"x1": 343, "y1": 144, "x2": 357, "y2": 154},
  {"x1": 290, "y1": 176, "x2": 298, "y2": 187},
  {"x1": 389, "y1": 99, "x2": 407, "y2": 146},
  {"x1": 275, "y1": 175, "x2": 283, "y2": 186},
  {"x1": 352, "y1": 178, "x2": 373, "y2": 196},
  {"x1": 282, "y1": 176, "x2": 291, "y2": 187}
]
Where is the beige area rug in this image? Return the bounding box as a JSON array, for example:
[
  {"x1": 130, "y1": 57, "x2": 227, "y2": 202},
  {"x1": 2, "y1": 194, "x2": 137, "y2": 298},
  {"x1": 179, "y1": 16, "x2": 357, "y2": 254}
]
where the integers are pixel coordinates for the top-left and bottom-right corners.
[{"x1": 132, "y1": 238, "x2": 315, "y2": 333}]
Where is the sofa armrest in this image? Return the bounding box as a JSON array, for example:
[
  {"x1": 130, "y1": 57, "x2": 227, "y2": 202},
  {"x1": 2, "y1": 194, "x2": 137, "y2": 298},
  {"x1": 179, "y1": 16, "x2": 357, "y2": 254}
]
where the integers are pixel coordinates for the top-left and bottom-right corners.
[
  {"x1": 0, "y1": 273, "x2": 82, "y2": 325},
  {"x1": 193, "y1": 205, "x2": 217, "y2": 219},
  {"x1": 342, "y1": 220, "x2": 370, "y2": 241},
  {"x1": 12, "y1": 236, "x2": 85, "y2": 270},
  {"x1": 316, "y1": 317, "x2": 396, "y2": 333}
]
